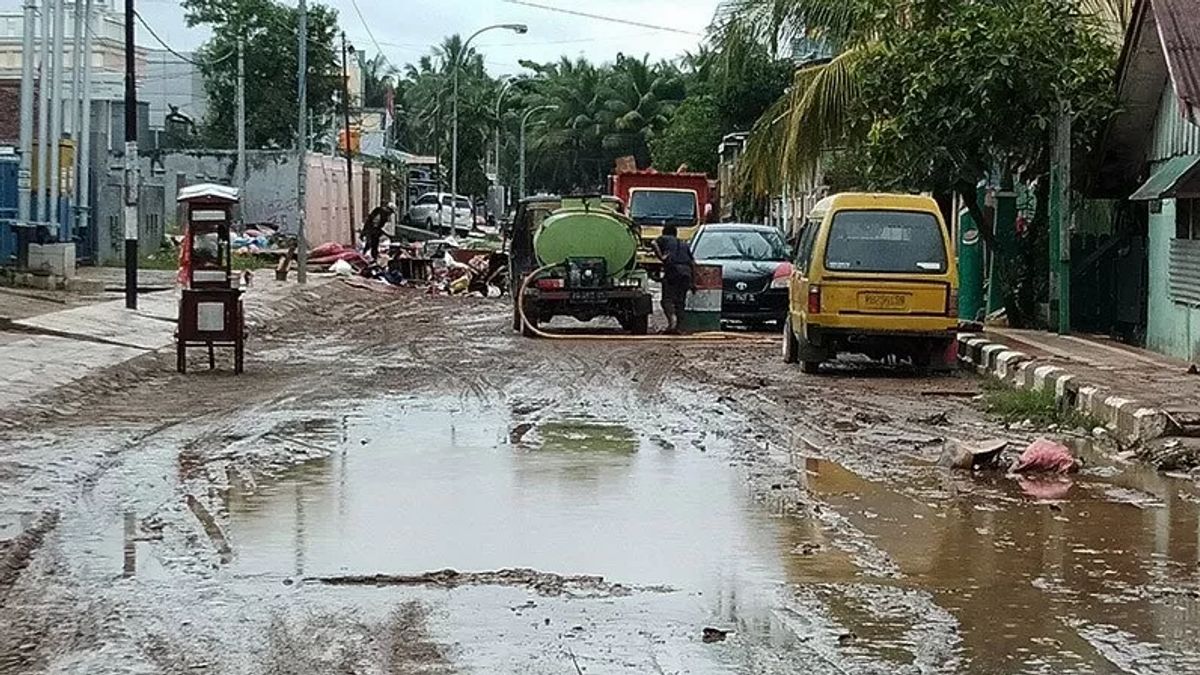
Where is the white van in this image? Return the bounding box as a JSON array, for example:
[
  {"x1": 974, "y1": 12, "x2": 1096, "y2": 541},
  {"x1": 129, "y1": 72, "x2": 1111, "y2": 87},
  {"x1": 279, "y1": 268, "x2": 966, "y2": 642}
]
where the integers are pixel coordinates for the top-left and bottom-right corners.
[{"x1": 404, "y1": 192, "x2": 473, "y2": 235}]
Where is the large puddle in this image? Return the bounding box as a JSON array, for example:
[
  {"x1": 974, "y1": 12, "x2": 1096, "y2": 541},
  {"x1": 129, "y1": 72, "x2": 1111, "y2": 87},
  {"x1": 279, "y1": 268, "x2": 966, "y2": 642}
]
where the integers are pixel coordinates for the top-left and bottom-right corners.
[
  {"x1": 221, "y1": 397, "x2": 842, "y2": 658},
  {"x1": 802, "y1": 446, "x2": 1200, "y2": 673},
  {"x1": 218, "y1": 397, "x2": 1200, "y2": 673}
]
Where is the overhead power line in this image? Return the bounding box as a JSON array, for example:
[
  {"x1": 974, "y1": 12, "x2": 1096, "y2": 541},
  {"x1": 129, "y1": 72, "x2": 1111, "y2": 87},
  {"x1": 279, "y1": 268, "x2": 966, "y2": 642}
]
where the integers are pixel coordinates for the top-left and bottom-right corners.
[
  {"x1": 133, "y1": 11, "x2": 235, "y2": 67},
  {"x1": 500, "y1": 0, "x2": 703, "y2": 36}
]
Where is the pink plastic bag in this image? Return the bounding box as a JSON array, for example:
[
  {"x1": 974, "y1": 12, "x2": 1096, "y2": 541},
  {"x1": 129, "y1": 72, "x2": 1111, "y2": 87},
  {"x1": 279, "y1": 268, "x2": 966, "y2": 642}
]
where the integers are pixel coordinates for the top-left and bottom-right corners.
[{"x1": 1012, "y1": 438, "x2": 1079, "y2": 474}]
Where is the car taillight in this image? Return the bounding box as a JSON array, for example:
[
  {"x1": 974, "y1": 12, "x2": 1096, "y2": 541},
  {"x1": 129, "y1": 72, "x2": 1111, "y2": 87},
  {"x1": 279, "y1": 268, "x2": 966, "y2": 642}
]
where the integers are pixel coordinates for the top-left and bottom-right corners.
[
  {"x1": 536, "y1": 278, "x2": 564, "y2": 291},
  {"x1": 807, "y1": 285, "x2": 821, "y2": 314},
  {"x1": 948, "y1": 288, "x2": 959, "y2": 317},
  {"x1": 771, "y1": 262, "x2": 793, "y2": 289}
]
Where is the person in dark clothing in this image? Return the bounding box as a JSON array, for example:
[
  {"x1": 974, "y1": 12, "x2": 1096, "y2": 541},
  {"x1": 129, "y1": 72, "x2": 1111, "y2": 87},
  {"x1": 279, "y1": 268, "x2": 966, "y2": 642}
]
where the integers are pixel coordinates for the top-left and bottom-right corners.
[
  {"x1": 362, "y1": 203, "x2": 395, "y2": 260},
  {"x1": 652, "y1": 224, "x2": 695, "y2": 334}
]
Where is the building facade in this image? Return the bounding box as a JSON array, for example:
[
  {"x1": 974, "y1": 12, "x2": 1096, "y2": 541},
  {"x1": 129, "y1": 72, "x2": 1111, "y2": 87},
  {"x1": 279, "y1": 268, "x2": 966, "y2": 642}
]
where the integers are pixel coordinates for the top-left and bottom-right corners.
[{"x1": 1097, "y1": 0, "x2": 1200, "y2": 362}]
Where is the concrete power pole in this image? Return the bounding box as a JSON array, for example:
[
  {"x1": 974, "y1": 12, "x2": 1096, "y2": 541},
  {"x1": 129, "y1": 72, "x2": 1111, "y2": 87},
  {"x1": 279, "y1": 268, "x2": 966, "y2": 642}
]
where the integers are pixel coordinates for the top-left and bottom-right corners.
[
  {"x1": 123, "y1": 0, "x2": 138, "y2": 309},
  {"x1": 295, "y1": 0, "x2": 307, "y2": 284},
  {"x1": 17, "y1": 0, "x2": 35, "y2": 227},
  {"x1": 236, "y1": 36, "x2": 246, "y2": 196},
  {"x1": 69, "y1": 0, "x2": 83, "y2": 237},
  {"x1": 1049, "y1": 102, "x2": 1072, "y2": 335},
  {"x1": 76, "y1": 0, "x2": 93, "y2": 244},
  {"x1": 48, "y1": 0, "x2": 64, "y2": 234},
  {"x1": 36, "y1": 0, "x2": 51, "y2": 225},
  {"x1": 340, "y1": 32, "x2": 355, "y2": 245}
]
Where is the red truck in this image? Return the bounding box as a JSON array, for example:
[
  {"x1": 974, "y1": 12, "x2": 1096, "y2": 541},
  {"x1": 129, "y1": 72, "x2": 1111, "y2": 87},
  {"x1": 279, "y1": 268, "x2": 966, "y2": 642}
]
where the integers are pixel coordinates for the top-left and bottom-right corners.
[{"x1": 609, "y1": 170, "x2": 715, "y2": 274}]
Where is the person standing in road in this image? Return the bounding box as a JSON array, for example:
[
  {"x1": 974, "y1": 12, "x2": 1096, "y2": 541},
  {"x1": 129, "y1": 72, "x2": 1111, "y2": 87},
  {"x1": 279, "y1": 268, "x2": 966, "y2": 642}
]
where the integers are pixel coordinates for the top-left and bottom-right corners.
[
  {"x1": 652, "y1": 224, "x2": 695, "y2": 334},
  {"x1": 362, "y1": 202, "x2": 396, "y2": 260}
]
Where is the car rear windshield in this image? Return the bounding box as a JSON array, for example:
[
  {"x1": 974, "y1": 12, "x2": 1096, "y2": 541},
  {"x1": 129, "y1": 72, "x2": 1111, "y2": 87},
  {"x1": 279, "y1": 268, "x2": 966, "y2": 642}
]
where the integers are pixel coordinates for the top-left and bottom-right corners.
[
  {"x1": 693, "y1": 229, "x2": 788, "y2": 261},
  {"x1": 824, "y1": 210, "x2": 947, "y2": 274},
  {"x1": 629, "y1": 191, "x2": 696, "y2": 224}
]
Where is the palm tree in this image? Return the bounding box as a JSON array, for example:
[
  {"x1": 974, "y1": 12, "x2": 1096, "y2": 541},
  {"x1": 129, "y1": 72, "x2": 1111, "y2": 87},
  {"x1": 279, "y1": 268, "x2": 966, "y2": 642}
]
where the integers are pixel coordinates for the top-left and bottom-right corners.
[
  {"x1": 600, "y1": 55, "x2": 685, "y2": 168},
  {"x1": 716, "y1": 0, "x2": 1136, "y2": 197},
  {"x1": 357, "y1": 52, "x2": 397, "y2": 109}
]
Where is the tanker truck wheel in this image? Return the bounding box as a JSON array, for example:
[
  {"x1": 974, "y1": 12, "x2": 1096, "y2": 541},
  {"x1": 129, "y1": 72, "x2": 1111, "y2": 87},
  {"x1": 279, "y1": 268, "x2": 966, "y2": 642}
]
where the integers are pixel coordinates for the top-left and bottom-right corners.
[{"x1": 627, "y1": 313, "x2": 649, "y2": 336}]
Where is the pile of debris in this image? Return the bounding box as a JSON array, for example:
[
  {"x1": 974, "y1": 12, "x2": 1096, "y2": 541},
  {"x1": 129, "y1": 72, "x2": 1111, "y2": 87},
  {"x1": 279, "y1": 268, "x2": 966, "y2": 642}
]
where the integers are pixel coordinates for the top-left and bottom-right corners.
[{"x1": 310, "y1": 236, "x2": 508, "y2": 298}]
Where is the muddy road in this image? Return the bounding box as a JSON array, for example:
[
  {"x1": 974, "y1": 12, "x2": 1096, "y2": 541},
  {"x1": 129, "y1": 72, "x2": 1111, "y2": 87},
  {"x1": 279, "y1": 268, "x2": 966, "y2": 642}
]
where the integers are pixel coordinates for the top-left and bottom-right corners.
[{"x1": 3, "y1": 282, "x2": 1200, "y2": 674}]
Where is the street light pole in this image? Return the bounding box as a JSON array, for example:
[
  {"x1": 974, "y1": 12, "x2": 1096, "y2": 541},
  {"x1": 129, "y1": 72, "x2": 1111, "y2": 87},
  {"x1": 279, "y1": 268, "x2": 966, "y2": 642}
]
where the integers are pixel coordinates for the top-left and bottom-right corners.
[
  {"x1": 493, "y1": 76, "x2": 516, "y2": 216},
  {"x1": 519, "y1": 105, "x2": 555, "y2": 200},
  {"x1": 295, "y1": 0, "x2": 307, "y2": 283},
  {"x1": 451, "y1": 23, "x2": 526, "y2": 231}
]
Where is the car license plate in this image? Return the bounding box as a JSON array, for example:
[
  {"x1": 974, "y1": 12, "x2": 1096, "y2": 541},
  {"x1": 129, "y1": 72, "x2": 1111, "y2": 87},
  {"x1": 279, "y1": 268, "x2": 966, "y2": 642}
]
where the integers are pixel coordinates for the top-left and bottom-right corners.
[
  {"x1": 724, "y1": 292, "x2": 755, "y2": 304},
  {"x1": 569, "y1": 290, "x2": 604, "y2": 302},
  {"x1": 860, "y1": 292, "x2": 908, "y2": 310}
]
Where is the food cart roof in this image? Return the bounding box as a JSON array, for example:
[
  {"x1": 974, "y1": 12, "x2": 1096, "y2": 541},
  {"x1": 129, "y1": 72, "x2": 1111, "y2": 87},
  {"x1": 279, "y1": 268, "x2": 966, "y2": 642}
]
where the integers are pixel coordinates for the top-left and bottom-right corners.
[{"x1": 177, "y1": 183, "x2": 240, "y2": 204}]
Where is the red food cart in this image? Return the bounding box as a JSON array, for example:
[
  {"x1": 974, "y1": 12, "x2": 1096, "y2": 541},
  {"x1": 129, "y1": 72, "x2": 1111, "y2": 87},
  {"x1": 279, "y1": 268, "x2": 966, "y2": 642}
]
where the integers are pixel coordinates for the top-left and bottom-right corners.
[{"x1": 175, "y1": 183, "x2": 245, "y2": 374}]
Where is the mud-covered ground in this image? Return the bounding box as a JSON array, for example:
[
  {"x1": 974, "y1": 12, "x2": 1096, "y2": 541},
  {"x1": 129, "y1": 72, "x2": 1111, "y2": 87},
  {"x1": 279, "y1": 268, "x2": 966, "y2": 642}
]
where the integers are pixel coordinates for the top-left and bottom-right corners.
[{"x1": 3, "y1": 281, "x2": 1200, "y2": 674}]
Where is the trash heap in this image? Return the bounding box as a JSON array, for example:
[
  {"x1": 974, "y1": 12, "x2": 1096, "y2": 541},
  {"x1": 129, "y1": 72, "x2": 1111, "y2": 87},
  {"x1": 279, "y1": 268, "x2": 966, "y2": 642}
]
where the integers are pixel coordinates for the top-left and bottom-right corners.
[{"x1": 311, "y1": 235, "x2": 509, "y2": 298}]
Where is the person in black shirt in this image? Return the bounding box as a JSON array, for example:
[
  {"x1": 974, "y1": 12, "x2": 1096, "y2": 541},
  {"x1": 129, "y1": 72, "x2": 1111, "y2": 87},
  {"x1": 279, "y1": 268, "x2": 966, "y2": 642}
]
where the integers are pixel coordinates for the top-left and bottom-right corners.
[
  {"x1": 652, "y1": 224, "x2": 695, "y2": 334},
  {"x1": 362, "y1": 203, "x2": 395, "y2": 260}
]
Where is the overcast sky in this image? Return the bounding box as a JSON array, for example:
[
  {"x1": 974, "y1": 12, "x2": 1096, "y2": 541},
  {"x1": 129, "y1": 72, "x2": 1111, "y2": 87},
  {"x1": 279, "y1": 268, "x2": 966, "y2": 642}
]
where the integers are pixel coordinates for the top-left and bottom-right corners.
[{"x1": 112, "y1": 0, "x2": 723, "y2": 75}]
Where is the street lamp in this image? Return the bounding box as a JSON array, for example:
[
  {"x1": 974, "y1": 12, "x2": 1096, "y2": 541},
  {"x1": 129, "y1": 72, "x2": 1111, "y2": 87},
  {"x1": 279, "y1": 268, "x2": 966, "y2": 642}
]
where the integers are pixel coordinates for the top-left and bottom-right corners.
[
  {"x1": 451, "y1": 23, "x2": 528, "y2": 231},
  {"x1": 493, "y1": 76, "x2": 518, "y2": 217},
  {"x1": 519, "y1": 105, "x2": 557, "y2": 200}
]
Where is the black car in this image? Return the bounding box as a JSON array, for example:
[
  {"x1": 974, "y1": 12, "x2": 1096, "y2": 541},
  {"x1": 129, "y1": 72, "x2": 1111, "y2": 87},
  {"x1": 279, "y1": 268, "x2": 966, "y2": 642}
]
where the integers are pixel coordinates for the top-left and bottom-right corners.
[{"x1": 690, "y1": 223, "x2": 791, "y2": 327}]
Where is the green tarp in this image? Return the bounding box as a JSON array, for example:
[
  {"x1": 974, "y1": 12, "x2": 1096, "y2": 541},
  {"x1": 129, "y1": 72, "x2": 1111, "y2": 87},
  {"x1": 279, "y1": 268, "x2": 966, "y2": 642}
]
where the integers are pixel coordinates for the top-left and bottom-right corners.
[{"x1": 1130, "y1": 154, "x2": 1200, "y2": 200}]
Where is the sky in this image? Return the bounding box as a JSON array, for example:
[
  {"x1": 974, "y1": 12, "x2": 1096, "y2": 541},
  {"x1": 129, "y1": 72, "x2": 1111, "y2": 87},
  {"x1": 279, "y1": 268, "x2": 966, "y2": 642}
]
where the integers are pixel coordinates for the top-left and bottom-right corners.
[{"x1": 124, "y1": 0, "x2": 723, "y2": 76}]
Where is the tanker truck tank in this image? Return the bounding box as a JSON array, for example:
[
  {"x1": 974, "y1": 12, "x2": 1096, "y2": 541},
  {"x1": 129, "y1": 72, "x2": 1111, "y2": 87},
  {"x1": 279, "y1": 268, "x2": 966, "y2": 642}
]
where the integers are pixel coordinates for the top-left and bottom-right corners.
[{"x1": 509, "y1": 195, "x2": 653, "y2": 336}]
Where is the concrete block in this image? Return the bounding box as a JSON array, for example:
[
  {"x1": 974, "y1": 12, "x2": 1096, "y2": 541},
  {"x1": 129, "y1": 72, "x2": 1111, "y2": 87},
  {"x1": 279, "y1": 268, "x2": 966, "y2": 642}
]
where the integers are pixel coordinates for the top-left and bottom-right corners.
[
  {"x1": 1130, "y1": 408, "x2": 1172, "y2": 442},
  {"x1": 26, "y1": 243, "x2": 76, "y2": 279},
  {"x1": 995, "y1": 350, "x2": 1030, "y2": 380},
  {"x1": 1053, "y1": 374, "x2": 1075, "y2": 404},
  {"x1": 1032, "y1": 365, "x2": 1064, "y2": 392},
  {"x1": 982, "y1": 343, "x2": 1007, "y2": 370},
  {"x1": 63, "y1": 278, "x2": 107, "y2": 294}
]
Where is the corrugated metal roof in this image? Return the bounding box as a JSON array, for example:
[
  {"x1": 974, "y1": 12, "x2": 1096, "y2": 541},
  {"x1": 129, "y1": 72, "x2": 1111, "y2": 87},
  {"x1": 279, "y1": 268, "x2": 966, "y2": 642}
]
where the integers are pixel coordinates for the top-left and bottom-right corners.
[{"x1": 1154, "y1": 0, "x2": 1200, "y2": 123}]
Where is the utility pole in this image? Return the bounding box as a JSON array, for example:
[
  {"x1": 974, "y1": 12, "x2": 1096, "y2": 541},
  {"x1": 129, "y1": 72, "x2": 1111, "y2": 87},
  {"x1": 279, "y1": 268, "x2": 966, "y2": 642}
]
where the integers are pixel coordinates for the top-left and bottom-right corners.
[
  {"x1": 76, "y1": 0, "x2": 93, "y2": 246},
  {"x1": 48, "y1": 0, "x2": 64, "y2": 235},
  {"x1": 295, "y1": 0, "x2": 307, "y2": 283},
  {"x1": 236, "y1": 35, "x2": 246, "y2": 197},
  {"x1": 36, "y1": 0, "x2": 51, "y2": 226},
  {"x1": 122, "y1": 0, "x2": 137, "y2": 309},
  {"x1": 17, "y1": 0, "x2": 35, "y2": 229},
  {"x1": 69, "y1": 0, "x2": 83, "y2": 238},
  {"x1": 340, "y1": 32, "x2": 355, "y2": 245},
  {"x1": 1048, "y1": 101, "x2": 1072, "y2": 335}
]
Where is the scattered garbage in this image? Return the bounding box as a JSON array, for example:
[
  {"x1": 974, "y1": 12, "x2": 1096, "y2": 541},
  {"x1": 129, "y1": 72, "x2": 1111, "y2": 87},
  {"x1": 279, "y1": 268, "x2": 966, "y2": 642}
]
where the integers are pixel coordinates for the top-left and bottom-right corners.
[
  {"x1": 330, "y1": 259, "x2": 354, "y2": 277},
  {"x1": 939, "y1": 438, "x2": 1009, "y2": 471},
  {"x1": 1011, "y1": 438, "x2": 1079, "y2": 474},
  {"x1": 702, "y1": 627, "x2": 730, "y2": 643}
]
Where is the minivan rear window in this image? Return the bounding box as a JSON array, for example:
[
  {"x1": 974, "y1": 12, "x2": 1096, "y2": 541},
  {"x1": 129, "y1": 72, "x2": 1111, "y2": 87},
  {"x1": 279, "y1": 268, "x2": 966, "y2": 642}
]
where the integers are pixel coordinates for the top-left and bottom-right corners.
[{"x1": 824, "y1": 210, "x2": 947, "y2": 274}]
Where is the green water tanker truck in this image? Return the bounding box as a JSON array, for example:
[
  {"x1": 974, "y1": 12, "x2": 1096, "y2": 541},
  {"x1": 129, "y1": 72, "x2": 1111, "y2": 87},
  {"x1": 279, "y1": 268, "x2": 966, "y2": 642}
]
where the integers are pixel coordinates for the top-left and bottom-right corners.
[{"x1": 508, "y1": 195, "x2": 652, "y2": 336}]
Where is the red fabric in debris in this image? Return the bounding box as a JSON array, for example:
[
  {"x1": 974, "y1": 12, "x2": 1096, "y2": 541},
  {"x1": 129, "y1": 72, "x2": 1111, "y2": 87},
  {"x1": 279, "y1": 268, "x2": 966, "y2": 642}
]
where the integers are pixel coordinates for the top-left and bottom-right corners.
[
  {"x1": 309, "y1": 242, "x2": 348, "y2": 259},
  {"x1": 1012, "y1": 438, "x2": 1078, "y2": 474}
]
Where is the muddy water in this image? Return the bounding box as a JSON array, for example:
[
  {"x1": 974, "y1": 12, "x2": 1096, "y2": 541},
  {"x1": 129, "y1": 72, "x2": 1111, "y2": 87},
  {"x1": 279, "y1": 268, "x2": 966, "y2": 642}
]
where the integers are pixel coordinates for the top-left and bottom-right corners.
[
  {"x1": 222, "y1": 398, "x2": 830, "y2": 632},
  {"x1": 219, "y1": 395, "x2": 1200, "y2": 673},
  {"x1": 801, "y1": 445, "x2": 1200, "y2": 673}
]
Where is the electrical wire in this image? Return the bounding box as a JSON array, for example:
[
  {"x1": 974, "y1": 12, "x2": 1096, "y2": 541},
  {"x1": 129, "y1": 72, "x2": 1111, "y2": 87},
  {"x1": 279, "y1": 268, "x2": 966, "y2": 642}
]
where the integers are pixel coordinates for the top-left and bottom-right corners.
[
  {"x1": 133, "y1": 11, "x2": 234, "y2": 67},
  {"x1": 500, "y1": 0, "x2": 704, "y2": 36}
]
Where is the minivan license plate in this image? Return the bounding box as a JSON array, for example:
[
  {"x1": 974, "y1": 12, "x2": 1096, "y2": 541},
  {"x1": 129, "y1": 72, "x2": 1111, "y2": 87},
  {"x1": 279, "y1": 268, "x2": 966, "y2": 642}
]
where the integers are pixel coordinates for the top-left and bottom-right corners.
[{"x1": 860, "y1": 293, "x2": 908, "y2": 310}]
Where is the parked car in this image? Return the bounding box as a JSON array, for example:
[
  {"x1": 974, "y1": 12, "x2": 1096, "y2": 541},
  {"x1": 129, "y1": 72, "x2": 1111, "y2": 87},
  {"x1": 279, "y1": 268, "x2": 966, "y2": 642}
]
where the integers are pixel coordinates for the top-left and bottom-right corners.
[
  {"x1": 690, "y1": 223, "x2": 791, "y2": 328},
  {"x1": 404, "y1": 192, "x2": 473, "y2": 235},
  {"x1": 782, "y1": 192, "x2": 959, "y2": 373}
]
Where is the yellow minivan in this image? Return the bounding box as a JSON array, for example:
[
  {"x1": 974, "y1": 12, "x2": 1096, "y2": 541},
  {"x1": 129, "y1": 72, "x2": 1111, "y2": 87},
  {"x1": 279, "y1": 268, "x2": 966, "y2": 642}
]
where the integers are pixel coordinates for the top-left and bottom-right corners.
[{"x1": 782, "y1": 193, "x2": 959, "y2": 373}]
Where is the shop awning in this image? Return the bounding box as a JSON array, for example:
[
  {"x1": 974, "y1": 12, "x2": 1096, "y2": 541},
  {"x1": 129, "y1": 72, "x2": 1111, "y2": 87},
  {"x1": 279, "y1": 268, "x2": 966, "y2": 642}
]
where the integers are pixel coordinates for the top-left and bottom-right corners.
[{"x1": 1130, "y1": 154, "x2": 1200, "y2": 200}]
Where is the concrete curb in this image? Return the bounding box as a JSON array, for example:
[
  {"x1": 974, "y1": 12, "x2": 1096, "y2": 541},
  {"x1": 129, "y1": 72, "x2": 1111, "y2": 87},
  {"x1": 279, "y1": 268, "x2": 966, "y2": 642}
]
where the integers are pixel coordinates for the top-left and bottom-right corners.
[{"x1": 957, "y1": 333, "x2": 1175, "y2": 445}]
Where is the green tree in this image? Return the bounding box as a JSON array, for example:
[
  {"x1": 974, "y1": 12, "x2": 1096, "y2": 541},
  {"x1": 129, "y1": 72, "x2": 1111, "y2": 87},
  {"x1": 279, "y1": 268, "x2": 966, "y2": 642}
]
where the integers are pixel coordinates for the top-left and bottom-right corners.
[
  {"x1": 715, "y1": 0, "x2": 1133, "y2": 198},
  {"x1": 650, "y1": 95, "x2": 721, "y2": 175},
  {"x1": 183, "y1": 0, "x2": 340, "y2": 149},
  {"x1": 358, "y1": 52, "x2": 397, "y2": 109}
]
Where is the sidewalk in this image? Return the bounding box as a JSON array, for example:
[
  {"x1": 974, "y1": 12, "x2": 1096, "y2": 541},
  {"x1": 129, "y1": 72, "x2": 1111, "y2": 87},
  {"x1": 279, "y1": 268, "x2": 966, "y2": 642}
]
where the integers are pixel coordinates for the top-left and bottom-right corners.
[
  {"x1": 0, "y1": 275, "x2": 329, "y2": 410},
  {"x1": 958, "y1": 329, "x2": 1200, "y2": 443}
]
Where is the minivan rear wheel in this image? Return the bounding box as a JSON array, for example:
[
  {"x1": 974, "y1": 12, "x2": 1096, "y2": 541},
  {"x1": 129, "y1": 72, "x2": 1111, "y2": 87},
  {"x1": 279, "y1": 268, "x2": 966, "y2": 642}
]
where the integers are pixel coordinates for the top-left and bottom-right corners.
[{"x1": 782, "y1": 317, "x2": 799, "y2": 364}]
